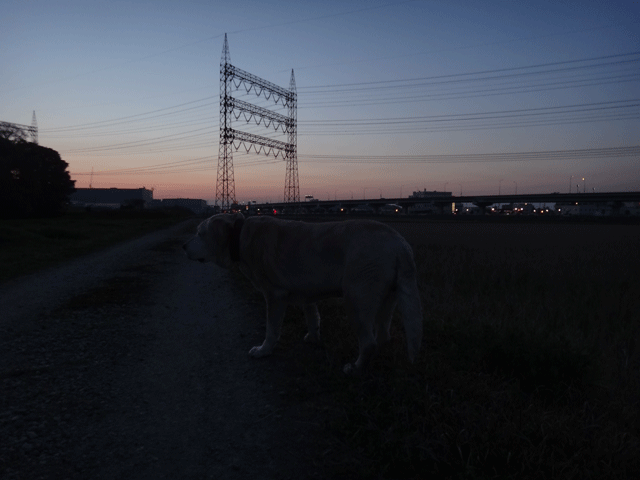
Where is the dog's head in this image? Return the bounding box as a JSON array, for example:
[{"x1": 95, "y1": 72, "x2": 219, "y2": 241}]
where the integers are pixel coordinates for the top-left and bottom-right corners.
[{"x1": 183, "y1": 212, "x2": 244, "y2": 268}]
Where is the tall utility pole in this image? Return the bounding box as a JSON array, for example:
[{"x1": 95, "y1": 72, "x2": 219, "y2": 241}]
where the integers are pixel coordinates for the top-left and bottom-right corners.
[{"x1": 215, "y1": 34, "x2": 299, "y2": 210}]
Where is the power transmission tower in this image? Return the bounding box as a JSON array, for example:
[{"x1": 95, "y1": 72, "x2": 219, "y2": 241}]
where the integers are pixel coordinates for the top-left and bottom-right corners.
[
  {"x1": 284, "y1": 71, "x2": 299, "y2": 203},
  {"x1": 30, "y1": 111, "x2": 38, "y2": 144},
  {"x1": 0, "y1": 112, "x2": 38, "y2": 143},
  {"x1": 216, "y1": 34, "x2": 235, "y2": 210},
  {"x1": 215, "y1": 34, "x2": 299, "y2": 210}
]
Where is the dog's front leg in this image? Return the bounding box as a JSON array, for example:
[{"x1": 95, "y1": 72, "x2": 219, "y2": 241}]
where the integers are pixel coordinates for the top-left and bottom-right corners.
[
  {"x1": 249, "y1": 295, "x2": 286, "y2": 358},
  {"x1": 303, "y1": 303, "x2": 321, "y2": 343}
]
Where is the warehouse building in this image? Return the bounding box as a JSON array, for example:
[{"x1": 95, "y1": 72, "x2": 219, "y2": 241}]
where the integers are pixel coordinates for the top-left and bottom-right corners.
[{"x1": 69, "y1": 188, "x2": 153, "y2": 209}]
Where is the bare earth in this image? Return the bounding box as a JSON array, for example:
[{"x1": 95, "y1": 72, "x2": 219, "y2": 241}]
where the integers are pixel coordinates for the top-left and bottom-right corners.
[{"x1": 0, "y1": 220, "x2": 331, "y2": 479}]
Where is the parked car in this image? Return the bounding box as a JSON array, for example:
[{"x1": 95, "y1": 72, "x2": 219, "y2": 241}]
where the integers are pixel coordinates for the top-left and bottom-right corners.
[
  {"x1": 380, "y1": 204, "x2": 403, "y2": 214},
  {"x1": 351, "y1": 203, "x2": 375, "y2": 215}
]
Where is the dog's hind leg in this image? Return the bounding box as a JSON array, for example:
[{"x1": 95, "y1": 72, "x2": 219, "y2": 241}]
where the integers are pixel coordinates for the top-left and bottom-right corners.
[
  {"x1": 342, "y1": 292, "x2": 380, "y2": 375},
  {"x1": 249, "y1": 295, "x2": 286, "y2": 358},
  {"x1": 375, "y1": 291, "x2": 396, "y2": 345},
  {"x1": 303, "y1": 303, "x2": 321, "y2": 344}
]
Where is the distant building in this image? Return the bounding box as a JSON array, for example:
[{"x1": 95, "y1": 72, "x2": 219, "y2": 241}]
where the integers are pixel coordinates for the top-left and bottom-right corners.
[
  {"x1": 409, "y1": 190, "x2": 454, "y2": 214},
  {"x1": 409, "y1": 189, "x2": 452, "y2": 199},
  {"x1": 69, "y1": 188, "x2": 153, "y2": 209}
]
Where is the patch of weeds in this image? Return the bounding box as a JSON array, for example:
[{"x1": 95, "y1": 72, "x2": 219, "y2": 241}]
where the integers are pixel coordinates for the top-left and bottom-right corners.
[
  {"x1": 479, "y1": 328, "x2": 596, "y2": 395},
  {"x1": 0, "y1": 211, "x2": 191, "y2": 283}
]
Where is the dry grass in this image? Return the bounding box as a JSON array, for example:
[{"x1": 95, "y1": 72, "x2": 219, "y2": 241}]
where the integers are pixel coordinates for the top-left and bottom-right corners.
[
  {"x1": 256, "y1": 219, "x2": 640, "y2": 479},
  {"x1": 0, "y1": 209, "x2": 193, "y2": 283}
]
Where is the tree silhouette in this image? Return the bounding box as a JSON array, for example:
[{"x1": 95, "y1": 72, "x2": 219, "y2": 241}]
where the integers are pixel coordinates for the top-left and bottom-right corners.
[{"x1": 0, "y1": 135, "x2": 75, "y2": 218}]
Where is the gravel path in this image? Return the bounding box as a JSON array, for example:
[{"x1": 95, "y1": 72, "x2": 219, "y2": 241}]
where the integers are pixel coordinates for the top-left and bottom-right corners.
[{"x1": 0, "y1": 220, "x2": 328, "y2": 479}]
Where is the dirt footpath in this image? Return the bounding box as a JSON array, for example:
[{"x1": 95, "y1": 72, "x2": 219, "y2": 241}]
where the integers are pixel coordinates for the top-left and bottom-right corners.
[{"x1": 0, "y1": 220, "x2": 327, "y2": 480}]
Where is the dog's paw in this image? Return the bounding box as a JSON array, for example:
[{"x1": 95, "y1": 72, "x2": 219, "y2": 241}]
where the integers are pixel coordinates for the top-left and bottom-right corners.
[{"x1": 248, "y1": 345, "x2": 270, "y2": 358}]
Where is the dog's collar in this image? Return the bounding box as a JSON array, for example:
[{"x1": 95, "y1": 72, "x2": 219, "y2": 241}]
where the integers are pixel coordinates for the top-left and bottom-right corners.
[{"x1": 229, "y1": 217, "x2": 244, "y2": 262}]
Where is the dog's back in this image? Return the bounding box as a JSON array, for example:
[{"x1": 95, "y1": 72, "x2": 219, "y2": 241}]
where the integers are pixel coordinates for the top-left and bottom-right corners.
[{"x1": 239, "y1": 216, "x2": 408, "y2": 289}]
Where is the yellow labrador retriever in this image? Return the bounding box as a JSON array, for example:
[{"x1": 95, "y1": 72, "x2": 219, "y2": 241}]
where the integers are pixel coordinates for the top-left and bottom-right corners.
[{"x1": 183, "y1": 213, "x2": 422, "y2": 373}]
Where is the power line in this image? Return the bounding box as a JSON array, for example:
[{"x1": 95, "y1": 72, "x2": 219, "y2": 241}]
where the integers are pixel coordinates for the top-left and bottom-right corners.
[
  {"x1": 62, "y1": 126, "x2": 216, "y2": 154},
  {"x1": 69, "y1": 146, "x2": 640, "y2": 178},
  {"x1": 44, "y1": 115, "x2": 218, "y2": 139},
  {"x1": 71, "y1": 152, "x2": 281, "y2": 176},
  {"x1": 41, "y1": 96, "x2": 217, "y2": 133},
  {"x1": 299, "y1": 72, "x2": 640, "y2": 108},
  {"x1": 298, "y1": 52, "x2": 640, "y2": 91},
  {"x1": 41, "y1": 52, "x2": 638, "y2": 159},
  {"x1": 299, "y1": 146, "x2": 640, "y2": 164},
  {"x1": 286, "y1": 22, "x2": 639, "y2": 74},
  {"x1": 42, "y1": 53, "x2": 639, "y2": 135},
  {"x1": 299, "y1": 99, "x2": 639, "y2": 125}
]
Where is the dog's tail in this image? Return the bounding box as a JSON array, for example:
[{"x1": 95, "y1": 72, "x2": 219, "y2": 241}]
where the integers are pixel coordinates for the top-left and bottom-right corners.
[{"x1": 396, "y1": 242, "x2": 423, "y2": 363}]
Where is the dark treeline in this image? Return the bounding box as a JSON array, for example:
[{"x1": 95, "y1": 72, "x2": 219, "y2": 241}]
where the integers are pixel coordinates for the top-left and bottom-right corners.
[{"x1": 0, "y1": 131, "x2": 75, "y2": 218}]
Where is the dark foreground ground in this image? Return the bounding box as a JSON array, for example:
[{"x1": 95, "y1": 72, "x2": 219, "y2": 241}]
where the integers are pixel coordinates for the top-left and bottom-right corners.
[
  {"x1": 0, "y1": 220, "x2": 330, "y2": 479},
  {"x1": 2, "y1": 217, "x2": 639, "y2": 479}
]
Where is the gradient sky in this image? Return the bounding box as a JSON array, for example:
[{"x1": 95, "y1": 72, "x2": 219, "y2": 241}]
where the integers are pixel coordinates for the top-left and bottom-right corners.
[{"x1": 2, "y1": 0, "x2": 638, "y2": 203}]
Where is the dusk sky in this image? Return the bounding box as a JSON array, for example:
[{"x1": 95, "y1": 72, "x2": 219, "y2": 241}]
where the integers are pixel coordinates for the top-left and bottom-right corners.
[{"x1": 2, "y1": 0, "x2": 638, "y2": 203}]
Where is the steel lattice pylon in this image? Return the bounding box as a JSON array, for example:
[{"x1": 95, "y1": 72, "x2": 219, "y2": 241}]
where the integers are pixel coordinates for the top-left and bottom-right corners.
[
  {"x1": 31, "y1": 111, "x2": 38, "y2": 145},
  {"x1": 284, "y1": 70, "x2": 299, "y2": 203},
  {"x1": 215, "y1": 34, "x2": 299, "y2": 210},
  {"x1": 216, "y1": 34, "x2": 235, "y2": 210},
  {"x1": 0, "y1": 112, "x2": 38, "y2": 144}
]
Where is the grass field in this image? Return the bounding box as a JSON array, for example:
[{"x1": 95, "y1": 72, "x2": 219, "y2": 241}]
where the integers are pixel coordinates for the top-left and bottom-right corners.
[
  {"x1": 0, "y1": 209, "x2": 193, "y2": 284},
  {"x1": 262, "y1": 219, "x2": 640, "y2": 479}
]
